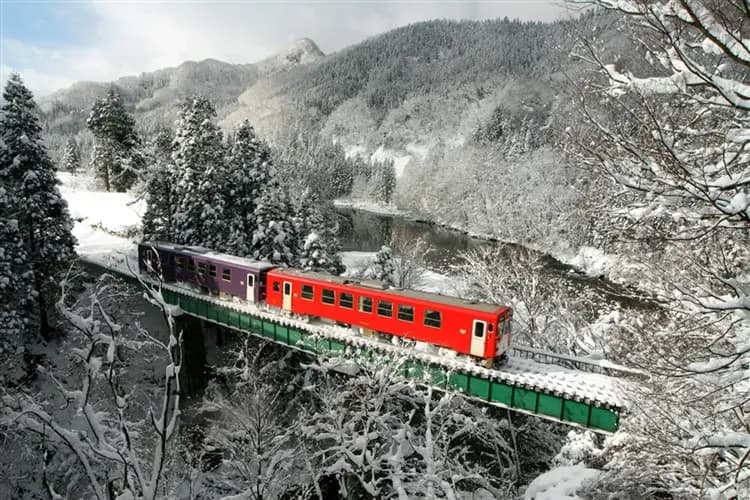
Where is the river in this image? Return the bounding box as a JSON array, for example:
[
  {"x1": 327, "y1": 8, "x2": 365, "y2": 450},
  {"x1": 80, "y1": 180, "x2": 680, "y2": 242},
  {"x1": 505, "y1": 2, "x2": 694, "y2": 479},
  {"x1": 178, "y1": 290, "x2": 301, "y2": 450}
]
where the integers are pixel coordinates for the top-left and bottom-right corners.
[{"x1": 335, "y1": 207, "x2": 654, "y2": 310}]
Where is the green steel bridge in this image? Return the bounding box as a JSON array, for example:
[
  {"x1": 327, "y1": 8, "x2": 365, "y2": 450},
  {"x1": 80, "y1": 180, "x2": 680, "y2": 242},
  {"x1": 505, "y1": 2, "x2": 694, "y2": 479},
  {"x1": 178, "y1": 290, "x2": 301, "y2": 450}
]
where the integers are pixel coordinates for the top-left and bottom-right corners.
[{"x1": 87, "y1": 258, "x2": 630, "y2": 434}]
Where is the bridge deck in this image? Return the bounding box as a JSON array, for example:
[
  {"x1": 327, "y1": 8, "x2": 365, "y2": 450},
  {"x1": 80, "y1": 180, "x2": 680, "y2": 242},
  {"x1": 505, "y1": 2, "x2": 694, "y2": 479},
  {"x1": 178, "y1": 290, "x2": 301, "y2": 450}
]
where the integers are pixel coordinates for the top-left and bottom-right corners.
[{"x1": 156, "y1": 283, "x2": 624, "y2": 433}]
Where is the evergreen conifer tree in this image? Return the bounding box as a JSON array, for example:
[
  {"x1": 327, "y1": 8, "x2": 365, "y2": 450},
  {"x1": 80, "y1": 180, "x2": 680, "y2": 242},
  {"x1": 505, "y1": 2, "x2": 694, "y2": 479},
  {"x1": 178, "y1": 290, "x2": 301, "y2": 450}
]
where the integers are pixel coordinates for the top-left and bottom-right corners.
[
  {"x1": 1, "y1": 74, "x2": 76, "y2": 340},
  {"x1": 171, "y1": 97, "x2": 228, "y2": 248},
  {"x1": 141, "y1": 126, "x2": 175, "y2": 241},
  {"x1": 87, "y1": 87, "x2": 142, "y2": 192},
  {"x1": 61, "y1": 137, "x2": 80, "y2": 174},
  {"x1": 295, "y1": 191, "x2": 345, "y2": 275},
  {"x1": 224, "y1": 120, "x2": 276, "y2": 256},
  {"x1": 0, "y1": 142, "x2": 33, "y2": 379},
  {"x1": 370, "y1": 246, "x2": 396, "y2": 286},
  {"x1": 251, "y1": 188, "x2": 296, "y2": 265},
  {"x1": 368, "y1": 159, "x2": 396, "y2": 204}
]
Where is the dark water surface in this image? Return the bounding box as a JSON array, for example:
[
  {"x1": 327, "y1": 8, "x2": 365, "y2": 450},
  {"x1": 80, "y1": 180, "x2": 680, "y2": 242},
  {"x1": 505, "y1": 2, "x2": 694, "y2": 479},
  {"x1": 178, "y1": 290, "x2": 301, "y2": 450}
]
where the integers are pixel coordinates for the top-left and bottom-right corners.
[{"x1": 335, "y1": 207, "x2": 654, "y2": 309}]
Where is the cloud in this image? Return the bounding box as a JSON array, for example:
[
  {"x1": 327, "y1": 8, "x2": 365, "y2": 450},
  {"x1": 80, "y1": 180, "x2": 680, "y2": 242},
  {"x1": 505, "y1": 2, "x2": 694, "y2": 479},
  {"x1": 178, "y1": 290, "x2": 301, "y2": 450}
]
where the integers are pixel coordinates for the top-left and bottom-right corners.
[{"x1": 2, "y1": 1, "x2": 572, "y2": 97}]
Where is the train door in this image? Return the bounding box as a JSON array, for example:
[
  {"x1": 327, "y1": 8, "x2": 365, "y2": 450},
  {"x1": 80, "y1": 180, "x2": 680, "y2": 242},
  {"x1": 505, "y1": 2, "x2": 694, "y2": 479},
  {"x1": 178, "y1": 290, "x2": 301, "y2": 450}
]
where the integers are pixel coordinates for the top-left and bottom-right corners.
[
  {"x1": 471, "y1": 319, "x2": 487, "y2": 357},
  {"x1": 246, "y1": 273, "x2": 255, "y2": 303},
  {"x1": 282, "y1": 281, "x2": 293, "y2": 311}
]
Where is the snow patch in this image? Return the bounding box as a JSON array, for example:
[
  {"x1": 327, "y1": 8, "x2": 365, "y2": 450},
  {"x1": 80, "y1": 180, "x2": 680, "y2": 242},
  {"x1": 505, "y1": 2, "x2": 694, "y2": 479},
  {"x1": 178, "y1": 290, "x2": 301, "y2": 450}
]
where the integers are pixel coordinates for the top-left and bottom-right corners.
[
  {"x1": 567, "y1": 246, "x2": 615, "y2": 279},
  {"x1": 333, "y1": 199, "x2": 408, "y2": 217},
  {"x1": 345, "y1": 144, "x2": 367, "y2": 159},
  {"x1": 524, "y1": 465, "x2": 600, "y2": 500},
  {"x1": 405, "y1": 142, "x2": 430, "y2": 159},
  {"x1": 370, "y1": 145, "x2": 411, "y2": 178}
]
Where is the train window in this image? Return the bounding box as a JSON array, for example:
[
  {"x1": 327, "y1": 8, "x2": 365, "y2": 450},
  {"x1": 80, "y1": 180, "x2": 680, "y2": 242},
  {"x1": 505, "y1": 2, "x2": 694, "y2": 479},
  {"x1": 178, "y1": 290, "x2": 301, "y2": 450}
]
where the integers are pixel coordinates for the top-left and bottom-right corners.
[
  {"x1": 209, "y1": 264, "x2": 217, "y2": 277},
  {"x1": 273, "y1": 281, "x2": 280, "y2": 292},
  {"x1": 187, "y1": 259, "x2": 196, "y2": 273},
  {"x1": 424, "y1": 310, "x2": 441, "y2": 328},
  {"x1": 488, "y1": 323, "x2": 494, "y2": 332},
  {"x1": 473, "y1": 321, "x2": 485, "y2": 338},
  {"x1": 222, "y1": 268, "x2": 231, "y2": 281},
  {"x1": 322, "y1": 289, "x2": 335, "y2": 305},
  {"x1": 301, "y1": 285, "x2": 314, "y2": 300},
  {"x1": 359, "y1": 296, "x2": 372, "y2": 313},
  {"x1": 197, "y1": 262, "x2": 207, "y2": 275},
  {"x1": 339, "y1": 292, "x2": 353, "y2": 309},
  {"x1": 177, "y1": 257, "x2": 185, "y2": 268},
  {"x1": 377, "y1": 300, "x2": 393, "y2": 317},
  {"x1": 398, "y1": 305, "x2": 414, "y2": 322},
  {"x1": 168, "y1": 255, "x2": 176, "y2": 266}
]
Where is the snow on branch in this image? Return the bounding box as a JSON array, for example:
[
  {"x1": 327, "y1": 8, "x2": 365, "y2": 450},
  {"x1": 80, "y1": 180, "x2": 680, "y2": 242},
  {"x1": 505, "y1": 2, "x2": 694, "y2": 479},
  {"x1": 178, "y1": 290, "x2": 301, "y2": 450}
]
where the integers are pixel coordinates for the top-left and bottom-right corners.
[{"x1": 1, "y1": 269, "x2": 183, "y2": 499}]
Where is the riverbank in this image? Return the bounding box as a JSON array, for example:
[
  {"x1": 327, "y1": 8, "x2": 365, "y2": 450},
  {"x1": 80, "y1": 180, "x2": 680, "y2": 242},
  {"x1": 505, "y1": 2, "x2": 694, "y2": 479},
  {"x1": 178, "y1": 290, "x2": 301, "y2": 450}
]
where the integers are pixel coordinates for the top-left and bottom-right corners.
[{"x1": 334, "y1": 200, "x2": 647, "y2": 292}]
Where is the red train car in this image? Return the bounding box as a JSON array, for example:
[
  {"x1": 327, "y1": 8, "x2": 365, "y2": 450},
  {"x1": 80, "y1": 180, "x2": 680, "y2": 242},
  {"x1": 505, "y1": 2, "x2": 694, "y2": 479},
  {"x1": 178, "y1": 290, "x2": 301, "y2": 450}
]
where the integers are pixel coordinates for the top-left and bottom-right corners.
[{"x1": 265, "y1": 268, "x2": 512, "y2": 365}]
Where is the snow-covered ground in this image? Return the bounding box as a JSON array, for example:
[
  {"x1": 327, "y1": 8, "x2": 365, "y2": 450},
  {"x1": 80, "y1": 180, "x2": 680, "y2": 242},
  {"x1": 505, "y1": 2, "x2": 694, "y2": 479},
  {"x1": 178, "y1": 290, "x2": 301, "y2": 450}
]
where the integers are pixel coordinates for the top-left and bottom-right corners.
[
  {"x1": 333, "y1": 198, "x2": 409, "y2": 217},
  {"x1": 59, "y1": 172, "x2": 144, "y2": 260},
  {"x1": 524, "y1": 465, "x2": 600, "y2": 500}
]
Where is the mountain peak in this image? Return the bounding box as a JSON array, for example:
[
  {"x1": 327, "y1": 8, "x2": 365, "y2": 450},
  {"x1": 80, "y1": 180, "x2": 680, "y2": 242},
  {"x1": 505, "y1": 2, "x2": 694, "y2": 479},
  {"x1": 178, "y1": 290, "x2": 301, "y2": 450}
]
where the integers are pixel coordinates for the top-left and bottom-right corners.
[{"x1": 256, "y1": 37, "x2": 324, "y2": 74}]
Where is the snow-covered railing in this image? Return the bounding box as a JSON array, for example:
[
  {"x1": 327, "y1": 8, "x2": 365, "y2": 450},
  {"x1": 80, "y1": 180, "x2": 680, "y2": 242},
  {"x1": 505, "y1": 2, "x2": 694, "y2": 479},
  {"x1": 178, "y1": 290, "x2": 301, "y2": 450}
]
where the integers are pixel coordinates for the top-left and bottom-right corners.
[{"x1": 510, "y1": 346, "x2": 646, "y2": 379}]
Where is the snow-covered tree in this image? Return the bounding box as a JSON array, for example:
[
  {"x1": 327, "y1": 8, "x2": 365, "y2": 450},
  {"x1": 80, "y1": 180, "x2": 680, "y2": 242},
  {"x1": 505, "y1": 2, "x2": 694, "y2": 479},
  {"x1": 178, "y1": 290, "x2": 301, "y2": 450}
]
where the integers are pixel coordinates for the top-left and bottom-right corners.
[
  {"x1": 61, "y1": 137, "x2": 80, "y2": 174},
  {"x1": 299, "y1": 231, "x2": 345, "y2": 276},
  {"x1": 0, "y1": 178, "x2": 31, "y2": 381},
  {"x1": 368, "y1": 158, "x2": 397, "y2": 205},
  {"x1": 387, "y1": 230, "x2": 431, "y2": 289},
  {"x1": 198, "y1": 344, "x2": 313, "y2": 499},
  {"x1": 223, "y1": 120, "x2": 276, "y2": 256},
  {"x1": 294, "y1": 191, "x2": 345, "y2": 275},
  {"x1": 273, "y1": 125, "x2": 355, "y2": 201},
  {"x1": 453, "y1": 245, "x2": 607, "y2": 356},
  {"x1": 141, "y1": 126, "x2": 175, "y2": 241},
  {"x1": 365, "y1": 233, "x2": 431, "y2": 289},
  {"x1": 171, "y1": 97, "x2": 228, "y2": 248},
  {"x1": 300, "y1": 358, "x2": 515, "y2": 498},
  {"x1": 250, "y1": 187, "x2": 296, "y2": 265},
  {"x1": 1, "y1": 73, "x2": 76, "y2": 340},
  {"x1": 566, "y1": 1, "x2": 750, "y2": 496},
  {"x1": 368, "y1": 245, "x2": 396, "y2": 286},
  {"x1": 0, "y1": 272, "x2": 183, "y2": 500},
  {"x1": 87, "y1": 87, "x2": 142, "y2": 192}
]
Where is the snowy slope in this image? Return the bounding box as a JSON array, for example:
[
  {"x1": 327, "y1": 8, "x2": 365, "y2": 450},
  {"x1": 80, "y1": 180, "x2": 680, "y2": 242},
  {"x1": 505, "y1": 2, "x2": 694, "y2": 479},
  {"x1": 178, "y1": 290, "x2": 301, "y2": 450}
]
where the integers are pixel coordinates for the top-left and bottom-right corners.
[{"x1": 59, "y1": 173, "x2": 144, "y2": 260}]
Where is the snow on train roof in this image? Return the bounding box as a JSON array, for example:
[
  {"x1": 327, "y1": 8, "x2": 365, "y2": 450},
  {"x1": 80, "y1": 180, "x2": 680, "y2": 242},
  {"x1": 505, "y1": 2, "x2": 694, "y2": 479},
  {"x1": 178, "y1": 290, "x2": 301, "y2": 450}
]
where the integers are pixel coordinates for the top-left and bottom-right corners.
[
  {"x1": 270, "y1": 267, "x2": 507, "y2": 314},
  {"x1": 143, "y1": 241, "x2": 277, "y2": 270}
]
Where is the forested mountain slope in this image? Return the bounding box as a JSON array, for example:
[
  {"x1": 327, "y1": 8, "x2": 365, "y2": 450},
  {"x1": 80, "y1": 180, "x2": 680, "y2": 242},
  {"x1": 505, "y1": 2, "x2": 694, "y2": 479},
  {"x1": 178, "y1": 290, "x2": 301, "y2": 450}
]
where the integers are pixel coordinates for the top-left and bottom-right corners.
[
  {"x1": 38, "y1": 39, "x2": 324, "y2": 164},
  {"x1": 41, "y1": 12, "x2": 633, "y2": 256},
  {"x1": 221, "y1": 12, "x2": 633, "y2": 256}
]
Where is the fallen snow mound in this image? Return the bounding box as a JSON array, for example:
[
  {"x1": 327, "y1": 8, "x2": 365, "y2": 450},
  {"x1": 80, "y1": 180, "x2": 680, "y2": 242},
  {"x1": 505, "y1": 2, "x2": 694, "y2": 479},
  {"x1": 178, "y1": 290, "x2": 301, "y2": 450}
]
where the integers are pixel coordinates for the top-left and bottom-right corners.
[{"x1": 524, "y1": 465, "x2": 600, "y2": 500}]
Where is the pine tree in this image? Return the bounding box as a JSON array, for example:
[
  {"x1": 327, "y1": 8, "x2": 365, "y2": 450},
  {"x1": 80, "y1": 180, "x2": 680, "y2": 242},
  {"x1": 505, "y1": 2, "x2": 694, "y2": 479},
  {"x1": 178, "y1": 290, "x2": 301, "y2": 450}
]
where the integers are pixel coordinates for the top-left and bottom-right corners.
[
  {"x1": 224, "y1": 120, "x2": 276, "y2": 256},
  {"x1": 61, "y1": 137, "x2": 80, "y2": 174},
  {"x1": 251, "y1": 188, "x2": 296, "y2": 265},
  {"x1": 369, "y1": 246, "x2": 396, "y2": 286},
  {"x1": 141, "y1": 126, "x2": 174, "y2": 241},
  {"x1": 171, "y1": 97, "x2": 227, "y2": 248},
  {"x1": 87, "y1": 87, "x2": 142, "y2": 192},
  {"x1": 295, "y1": 191, "x2": 345, "y2": 275},
  {"x1": 1, "y1": 74, "x2": 76, "y2": 340},
  {"x1": 368, "y1": 159, "x2": 396, "y2": 205},
  {"x1": 0, "y1": 142, "x2": 32, "y2": 379}
]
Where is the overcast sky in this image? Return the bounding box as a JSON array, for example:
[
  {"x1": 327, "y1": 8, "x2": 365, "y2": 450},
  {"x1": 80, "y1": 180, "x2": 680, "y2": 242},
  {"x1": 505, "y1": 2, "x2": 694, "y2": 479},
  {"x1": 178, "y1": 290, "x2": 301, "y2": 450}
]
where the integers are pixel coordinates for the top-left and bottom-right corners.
[{"x1": 1, "y1": 1, "x2": 574, "y2": 97}]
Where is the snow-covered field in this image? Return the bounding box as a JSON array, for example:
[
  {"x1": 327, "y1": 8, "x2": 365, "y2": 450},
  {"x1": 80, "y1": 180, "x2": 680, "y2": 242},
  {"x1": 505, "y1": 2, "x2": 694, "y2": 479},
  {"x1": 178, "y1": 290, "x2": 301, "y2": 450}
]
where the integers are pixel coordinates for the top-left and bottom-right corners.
[{"x1": 59, "y1": 172, "x2": 145, "y2": 259}]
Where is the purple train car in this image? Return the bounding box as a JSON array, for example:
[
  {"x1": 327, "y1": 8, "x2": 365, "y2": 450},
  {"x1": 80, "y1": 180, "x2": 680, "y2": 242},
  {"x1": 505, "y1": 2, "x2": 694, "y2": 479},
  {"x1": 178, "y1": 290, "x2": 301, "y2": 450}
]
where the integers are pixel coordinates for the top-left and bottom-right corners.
[{"x1": 137, "y1": 241, "x2": 278, "y2": 303}]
